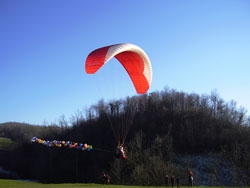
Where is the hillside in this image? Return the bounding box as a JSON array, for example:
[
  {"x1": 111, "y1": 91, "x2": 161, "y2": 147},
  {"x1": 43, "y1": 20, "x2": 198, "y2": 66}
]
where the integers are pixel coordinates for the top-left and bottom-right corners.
[
  {"x1": 0, "y1": 122, "x2": 63, "y2": 142},
  {"x1": 0, "y1": 89, "x2": 249, "y2": 186}
]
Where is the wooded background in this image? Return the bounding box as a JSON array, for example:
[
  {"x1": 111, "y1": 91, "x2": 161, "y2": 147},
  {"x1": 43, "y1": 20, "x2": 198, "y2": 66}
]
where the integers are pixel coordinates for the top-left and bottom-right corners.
[{"x1": 0, "y1": 88, "x2": 249, "y2": 186}]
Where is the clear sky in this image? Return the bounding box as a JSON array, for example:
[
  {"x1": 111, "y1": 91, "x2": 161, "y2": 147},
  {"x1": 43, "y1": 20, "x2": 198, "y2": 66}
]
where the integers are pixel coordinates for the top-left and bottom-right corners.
[{"x1": 1, "y1": 0, "x2": 250, "y2": 125}]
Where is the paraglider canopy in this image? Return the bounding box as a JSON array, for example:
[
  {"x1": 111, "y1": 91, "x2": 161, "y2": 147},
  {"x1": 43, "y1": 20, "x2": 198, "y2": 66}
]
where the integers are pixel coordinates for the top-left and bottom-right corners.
[{"x1": 85, "y1": 43, "x2": 152, "y2": 94}]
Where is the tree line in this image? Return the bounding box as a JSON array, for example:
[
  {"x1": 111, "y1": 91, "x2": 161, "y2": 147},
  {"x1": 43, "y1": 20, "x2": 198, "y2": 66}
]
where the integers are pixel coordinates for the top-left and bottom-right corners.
[{"x1": 0, "y1": 88, "x2": 249, "y2": 185}]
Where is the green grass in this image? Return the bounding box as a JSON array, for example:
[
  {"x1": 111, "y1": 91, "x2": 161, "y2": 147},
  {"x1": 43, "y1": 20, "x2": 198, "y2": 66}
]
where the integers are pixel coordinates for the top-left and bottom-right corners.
[
  {"x1": 0, "y1": 179, "x2": 158, "y2": 188},
  {"x1": 0, "y1": 180, "x2": 248, "y2": 188},
  {"x1": 0, "y1": 137, "x2": 17, "y2": 151},
  {"x1": 0, "y1": 180, "x2": 102, "y2": 188},
  {"x1": 0, "y1": 180, "x2": 140, "y2": 188}
]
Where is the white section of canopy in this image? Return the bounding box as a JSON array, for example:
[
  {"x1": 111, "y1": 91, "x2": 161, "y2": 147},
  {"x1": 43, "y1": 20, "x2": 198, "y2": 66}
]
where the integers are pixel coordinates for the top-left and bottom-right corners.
[{"x1": 104, "y1": 43, "x2": 152, "y2": 86}]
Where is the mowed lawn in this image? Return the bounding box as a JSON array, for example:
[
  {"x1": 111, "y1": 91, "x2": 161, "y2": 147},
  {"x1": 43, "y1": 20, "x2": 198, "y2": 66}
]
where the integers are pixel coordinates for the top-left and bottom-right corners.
[
  {"x1": 0, "y1": 180, "x2": 249, "y2": 188},
  {"x1": 0, "y1": 180, "x2": 119, "y2": 188},
  {"x1": 0, "y1": 180, "x2": 152, "y2": 188}
]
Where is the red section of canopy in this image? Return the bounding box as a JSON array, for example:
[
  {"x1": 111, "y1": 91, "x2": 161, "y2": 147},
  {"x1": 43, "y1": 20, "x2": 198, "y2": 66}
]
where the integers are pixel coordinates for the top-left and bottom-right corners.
[
  {"x1": 115, "y1": 51, "x2": 149, "y2": 94},
  {"x1": 85, "y1": 44, "x2": 150, "y2": 94},
  {"x1": 85, "y1": 46, "x2": 110, "y2": 74}
]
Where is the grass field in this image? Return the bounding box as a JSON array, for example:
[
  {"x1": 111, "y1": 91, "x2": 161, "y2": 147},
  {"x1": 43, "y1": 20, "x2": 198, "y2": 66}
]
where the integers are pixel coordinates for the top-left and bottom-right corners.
[
  {"x1": 0, "y1": 179, "x2": 147, "y2": 188},
  {"x1": 0, "y1": 180, "x2": 248, "y2": 188}
]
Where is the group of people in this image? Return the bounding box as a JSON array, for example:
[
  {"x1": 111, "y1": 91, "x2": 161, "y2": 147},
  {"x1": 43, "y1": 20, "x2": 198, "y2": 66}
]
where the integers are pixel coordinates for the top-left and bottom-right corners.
[
  {"x1": 102, "y1": 173, "x2": 110, "y2": 185},
  {"x1": 165, "y1": 171, "x2": 194, "y2": 187},
  {"x1": 106, "y1": 144, "x2": 195, "y2": 187},
  {"x1": 165, "y1": 175, "x2": 180, "y2": 188},
  {"x1": 102, "y1": 171, "x2": 194, "y2": 186}
]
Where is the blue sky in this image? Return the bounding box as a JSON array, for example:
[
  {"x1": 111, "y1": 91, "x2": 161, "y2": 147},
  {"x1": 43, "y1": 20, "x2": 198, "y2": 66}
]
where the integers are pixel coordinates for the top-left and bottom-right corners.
[{"x1": 1, "y1": 0, "x2": 250, "y2": 125}]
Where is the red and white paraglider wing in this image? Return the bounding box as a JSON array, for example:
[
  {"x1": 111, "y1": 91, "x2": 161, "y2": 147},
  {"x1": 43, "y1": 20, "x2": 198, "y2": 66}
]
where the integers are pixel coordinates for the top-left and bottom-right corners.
[{"x1": 85, "y1": 43, "x2": 152, "y2": 94}]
